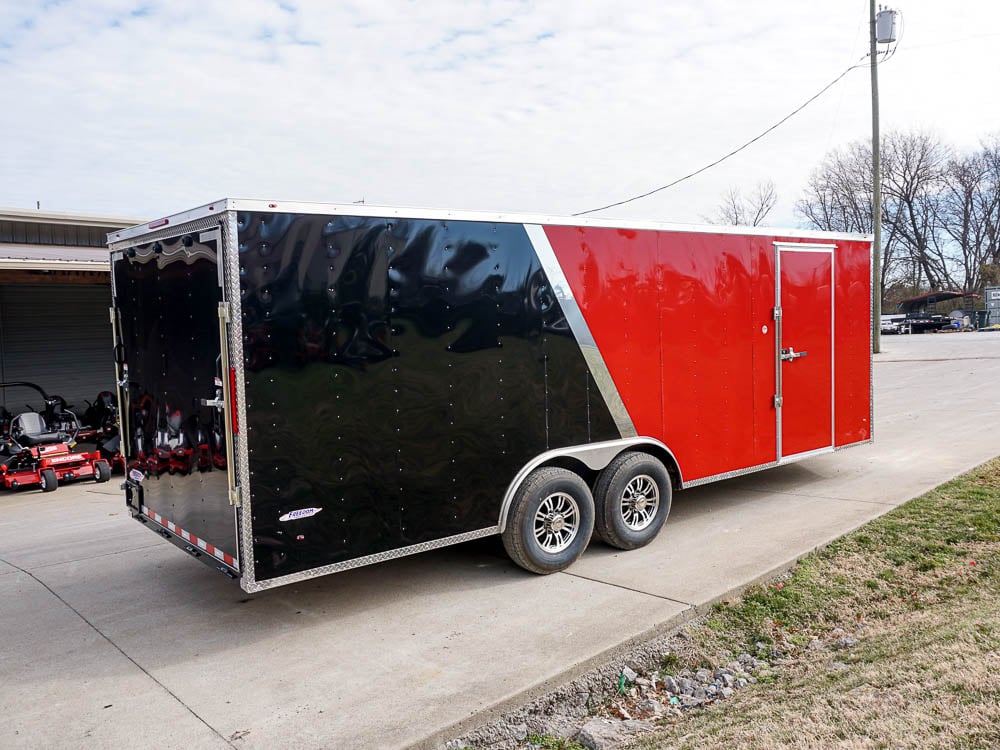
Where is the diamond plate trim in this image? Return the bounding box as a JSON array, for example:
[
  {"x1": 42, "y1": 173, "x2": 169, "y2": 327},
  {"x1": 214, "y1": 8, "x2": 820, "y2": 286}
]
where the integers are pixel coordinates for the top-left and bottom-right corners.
[
  {"x1": 213, "y1": 210, "x2": 256, "y2": 588},
  {"x1": 214, "y1": 210, "x2": 248, "y2": 575},
  {"x1": 682, "y1": 436, "x2": 872, "y2": 489},
  {"x1": 241, "y1": 526, "x2": 500, "y2": 593},
  {"x1": 835, "y1": 438, "x2": 873, "y2": 452},
  {"x1": 682, "y1": 461, "x2": 782, "y2": 489}
]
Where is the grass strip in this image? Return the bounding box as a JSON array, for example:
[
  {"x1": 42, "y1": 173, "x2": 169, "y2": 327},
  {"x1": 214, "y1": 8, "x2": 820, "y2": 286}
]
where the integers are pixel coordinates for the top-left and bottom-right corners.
[{"x1": 633, "y1": 457, "x2": 1000, "y2": 749}]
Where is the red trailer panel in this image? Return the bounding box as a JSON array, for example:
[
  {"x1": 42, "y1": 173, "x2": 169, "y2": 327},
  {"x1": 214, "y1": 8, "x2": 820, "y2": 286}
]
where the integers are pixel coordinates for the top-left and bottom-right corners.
[
  {"x1": 544, "y1": 225, "x2": 871, "y2": 484},
  {"x1": 834, "y1": 242, "x2": 874, "y2": 446}
]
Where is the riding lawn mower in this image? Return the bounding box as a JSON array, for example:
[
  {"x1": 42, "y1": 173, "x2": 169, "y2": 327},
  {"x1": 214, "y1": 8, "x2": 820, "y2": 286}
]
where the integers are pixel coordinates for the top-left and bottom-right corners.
[{"x1": 0, "y1": 382, "x2": 112, "y2": 492}]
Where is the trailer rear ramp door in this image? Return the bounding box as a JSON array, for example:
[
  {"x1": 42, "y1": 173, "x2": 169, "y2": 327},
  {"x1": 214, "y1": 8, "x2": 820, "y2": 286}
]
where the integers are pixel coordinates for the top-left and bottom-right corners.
[{"x1": 111, "y1": 230, "x2": 239, "y2": 574}]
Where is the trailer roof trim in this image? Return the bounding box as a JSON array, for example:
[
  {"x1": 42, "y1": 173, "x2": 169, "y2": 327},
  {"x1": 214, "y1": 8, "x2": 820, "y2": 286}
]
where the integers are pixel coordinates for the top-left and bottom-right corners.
[
  {"x1": 0, "y1": 243, "x2": 110, "y2": 272},
  {"x1": 106, "y1": 197, "x2": 873, "y2": 244}
]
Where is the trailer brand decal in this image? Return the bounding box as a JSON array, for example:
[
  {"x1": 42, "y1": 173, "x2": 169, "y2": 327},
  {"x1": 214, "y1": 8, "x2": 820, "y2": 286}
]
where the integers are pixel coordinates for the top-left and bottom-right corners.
[
  {"x1": 128, "y1": 468, "x2": 145, "y2": 482},
  {"x1": 141, "y1": 505, "x2": 237, "y2": 568},
  {"x1": 279, "y1": 507, "x2": 323, "y2": 522}
]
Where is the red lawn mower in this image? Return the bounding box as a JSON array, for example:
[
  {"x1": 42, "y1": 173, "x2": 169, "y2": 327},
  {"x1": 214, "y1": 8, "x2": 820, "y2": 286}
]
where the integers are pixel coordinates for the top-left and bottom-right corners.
[{"x1": 0, "y1": 382, "x2": 112, "y2": 492}]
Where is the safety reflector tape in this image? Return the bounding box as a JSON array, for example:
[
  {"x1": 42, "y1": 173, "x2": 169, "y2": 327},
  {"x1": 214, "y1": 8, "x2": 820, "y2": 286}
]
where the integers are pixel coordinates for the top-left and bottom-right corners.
[{"x1": 141, "y1": 505, "x2": 237, "y2": 568}]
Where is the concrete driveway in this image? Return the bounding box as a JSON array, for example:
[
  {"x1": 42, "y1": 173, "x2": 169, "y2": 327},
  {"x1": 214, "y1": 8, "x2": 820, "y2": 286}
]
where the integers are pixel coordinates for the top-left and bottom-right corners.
[{"x1": 2, "y1": 332, "x2": 998, "y2": 749}]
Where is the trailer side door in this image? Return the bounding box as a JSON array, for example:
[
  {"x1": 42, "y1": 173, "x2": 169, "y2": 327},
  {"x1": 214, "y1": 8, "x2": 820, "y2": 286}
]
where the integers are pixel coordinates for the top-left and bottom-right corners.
[{"x1": 776, "y1": 243, "x2": 834, "y2": 460}]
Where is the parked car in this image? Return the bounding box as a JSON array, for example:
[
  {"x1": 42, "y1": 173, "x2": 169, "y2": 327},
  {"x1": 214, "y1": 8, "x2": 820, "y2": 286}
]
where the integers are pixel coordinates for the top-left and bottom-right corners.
[{"x1": 880, "y1": 314, "x2": 907, "y2": 334}]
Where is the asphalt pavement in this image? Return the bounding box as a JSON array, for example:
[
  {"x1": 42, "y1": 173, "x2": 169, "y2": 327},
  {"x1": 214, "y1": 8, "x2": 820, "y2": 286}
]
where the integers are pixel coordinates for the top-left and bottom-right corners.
[{"x1": 1, "y1": 332, "x2": 998, "y2": 749}]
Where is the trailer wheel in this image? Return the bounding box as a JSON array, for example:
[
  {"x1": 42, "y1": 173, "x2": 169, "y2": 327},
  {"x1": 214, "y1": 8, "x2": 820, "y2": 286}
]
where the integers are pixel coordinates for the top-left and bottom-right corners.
[
  {"x1": 94, "y1": 460, "x2": 112, "y2": 483},
  {"x1": 594, "y1": 452, "x2": 671, "y2": 550},
  {"x1": 502, "y1": 467, "x2": 595, "y2": 574},
  {"x1": 40, "y1": 469, "x2": 58, "y2": 493}
]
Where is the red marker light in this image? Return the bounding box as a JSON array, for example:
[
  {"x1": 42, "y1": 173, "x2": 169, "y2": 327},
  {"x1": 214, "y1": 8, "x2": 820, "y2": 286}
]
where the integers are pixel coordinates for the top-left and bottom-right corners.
[
  {"x1": 148, "y1": 218, "x2": 169, "y2": 229},
  {"x1": 229, "y1": 367, "x2": 239, "y2": 435}
]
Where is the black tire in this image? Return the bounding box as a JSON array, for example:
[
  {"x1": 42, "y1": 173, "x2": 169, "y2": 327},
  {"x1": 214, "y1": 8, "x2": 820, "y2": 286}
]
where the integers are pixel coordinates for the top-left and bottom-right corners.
[
  {"x1": 502, "y1": 467, "x2": 595, "y2": 574},
  {"x1": 594, "y1": 452, "x2": 672, "y2": 550},
  {"x1": 94, "y1": 460, "x2": 112, "y2": 483},
  {"x1": 40, "y1": 469, "x2": 58, "y2": 493}
]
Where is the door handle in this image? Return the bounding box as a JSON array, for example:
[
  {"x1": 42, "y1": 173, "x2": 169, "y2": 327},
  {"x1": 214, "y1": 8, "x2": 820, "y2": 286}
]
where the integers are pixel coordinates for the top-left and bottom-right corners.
[
  {"x1": 200, "y1": 398, "x2": 225, "y2": 409},
  {"x1": 781, "y1": 347, "x2": 808, "y2": 362}
]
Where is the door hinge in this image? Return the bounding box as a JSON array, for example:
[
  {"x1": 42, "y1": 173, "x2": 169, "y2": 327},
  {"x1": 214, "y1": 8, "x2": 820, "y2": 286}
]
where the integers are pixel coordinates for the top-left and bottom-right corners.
[
  {"x1": 773, "y1": 395, "x2": 783, "y2": 408},
  {"x1": 229, "y1": 486, "x2": 242, "y2": 507},
  {"x1": 773, "y1": 306, "x2": 782, "y2": 320},
  {"x1": 218, "y1": 301, "x2": 231, "y2": 322}
]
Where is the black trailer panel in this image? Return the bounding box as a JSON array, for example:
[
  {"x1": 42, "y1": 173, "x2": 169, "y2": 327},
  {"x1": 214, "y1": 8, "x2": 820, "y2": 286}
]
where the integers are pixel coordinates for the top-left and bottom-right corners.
[{"x1": 237, "y1": 213, "x2": 617, "y2": 582}]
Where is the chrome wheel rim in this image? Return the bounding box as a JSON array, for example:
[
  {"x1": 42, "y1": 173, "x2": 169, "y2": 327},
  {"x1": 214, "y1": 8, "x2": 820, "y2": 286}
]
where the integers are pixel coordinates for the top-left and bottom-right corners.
[
  {"x1": 534, "y1": 492, "x2": 580, "y2": 553},
  {"x1": 621, "y1": 474, "x2": 659, "y2": 530}
]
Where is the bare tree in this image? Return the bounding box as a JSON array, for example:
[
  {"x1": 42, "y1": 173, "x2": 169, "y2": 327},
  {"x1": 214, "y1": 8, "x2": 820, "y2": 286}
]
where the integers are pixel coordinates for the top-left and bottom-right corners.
[
  {"x1": 936, "y1": 144, "x2": 1000, "y2": 293},
  {"x1": 880, "y1": 131, "x2": 954, "y2": 290},
  {"x1": 796, "y1": 140, "x2": 873, "y2": 234},
  {"x1": 797, "y1": 131, "x2": 964, "y2": 296},
  {"x1": 795, "y1": 140, "x2": 905, "y2": 294},
  {"x1": 711, "y1": 180, "x2": 777, "y2": 226}
]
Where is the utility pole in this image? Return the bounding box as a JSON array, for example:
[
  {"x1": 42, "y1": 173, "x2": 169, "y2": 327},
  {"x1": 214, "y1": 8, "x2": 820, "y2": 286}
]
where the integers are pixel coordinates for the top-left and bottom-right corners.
[
  {"x1": 869, "y1": 5, "x2": 898, "y2": 354},
  {"x1": 870, "y1": 0, "x2": 882, "y2": 354}
]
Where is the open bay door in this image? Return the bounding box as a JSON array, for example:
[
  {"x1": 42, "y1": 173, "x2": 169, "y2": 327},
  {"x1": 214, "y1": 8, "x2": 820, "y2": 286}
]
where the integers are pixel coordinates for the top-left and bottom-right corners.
[
  {"x1": 775, "y1": 243, "x2": 835, "y2": 460},
  {"x1": 110, "y1": 227, "x2": 240, "y2": 576}
]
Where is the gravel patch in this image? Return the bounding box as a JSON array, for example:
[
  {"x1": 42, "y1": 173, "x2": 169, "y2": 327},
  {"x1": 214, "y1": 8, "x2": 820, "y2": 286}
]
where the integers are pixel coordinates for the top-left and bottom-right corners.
[{"x1": 439, "y1": 605, "x2": 866, "y2": 750}]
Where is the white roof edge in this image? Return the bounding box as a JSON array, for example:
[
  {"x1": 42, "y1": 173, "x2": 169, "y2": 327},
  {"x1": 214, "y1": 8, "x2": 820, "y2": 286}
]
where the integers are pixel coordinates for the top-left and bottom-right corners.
[
  {"x1": 1, "y1": 206, "x2": 145, "y2": 228},
  {"x1": 0, "y1": 258, "x2": 109, "y2": 272},
  {"x1": 106, "y1": 197, "x2": 873, "y2": 244}
]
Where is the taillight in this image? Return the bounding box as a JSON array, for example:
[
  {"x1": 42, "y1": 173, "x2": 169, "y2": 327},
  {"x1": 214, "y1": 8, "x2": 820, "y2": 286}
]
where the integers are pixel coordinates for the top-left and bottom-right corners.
[{"x1": 229, "y1": 367, "x2": 240, "y2": 435}]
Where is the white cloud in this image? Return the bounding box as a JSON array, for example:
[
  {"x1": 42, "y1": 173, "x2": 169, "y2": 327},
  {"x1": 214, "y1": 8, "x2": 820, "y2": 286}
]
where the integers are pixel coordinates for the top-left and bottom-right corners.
[{"x1": 2, "y1": 0, "x2": 999, "y2": 227}]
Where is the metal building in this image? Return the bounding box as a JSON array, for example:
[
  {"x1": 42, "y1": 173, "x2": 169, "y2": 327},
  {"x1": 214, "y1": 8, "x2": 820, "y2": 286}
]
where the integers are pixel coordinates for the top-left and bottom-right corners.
[{"x1": 0, "y1": 207, "x2": 142, "y2": 411}]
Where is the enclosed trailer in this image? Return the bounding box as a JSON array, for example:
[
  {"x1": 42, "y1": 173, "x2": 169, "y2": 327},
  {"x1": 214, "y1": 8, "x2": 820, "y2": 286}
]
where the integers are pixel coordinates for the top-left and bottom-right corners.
[{"x1": 107, "y1": 200, "x2": 872, "y2": 593}]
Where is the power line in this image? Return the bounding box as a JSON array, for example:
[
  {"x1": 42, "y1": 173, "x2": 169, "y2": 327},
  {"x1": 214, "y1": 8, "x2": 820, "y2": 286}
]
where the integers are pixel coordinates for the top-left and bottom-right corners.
[{"x1": 574, "y1": 52, "x2": 885, "y2": 217}]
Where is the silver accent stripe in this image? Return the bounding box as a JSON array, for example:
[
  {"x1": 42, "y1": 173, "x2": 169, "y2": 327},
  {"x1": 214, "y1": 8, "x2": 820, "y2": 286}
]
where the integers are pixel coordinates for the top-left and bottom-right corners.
[
  {"x1": 525, "y1": 224, "x2": 637, "y2": 439},
  {"x1": 241, "y1": 527, "x2": 499, "y2": 593},
  {"x1": 498, "y1": 438, "x2": 681, "y2": 531}
]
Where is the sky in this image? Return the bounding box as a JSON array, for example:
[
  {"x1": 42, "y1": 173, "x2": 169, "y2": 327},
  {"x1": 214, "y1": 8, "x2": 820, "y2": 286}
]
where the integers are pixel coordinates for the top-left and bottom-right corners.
[{"x1": 2, "y1": 0, "x2": 999, "y2": 228}]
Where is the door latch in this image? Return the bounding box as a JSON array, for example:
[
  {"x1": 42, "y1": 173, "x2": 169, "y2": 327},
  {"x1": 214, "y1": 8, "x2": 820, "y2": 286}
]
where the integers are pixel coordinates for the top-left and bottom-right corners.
[
  {"x1": 780, "y1": 347, "x2": 808, "y2": 362},
  {"x1": 201, "y1": 385, "x2": 225, "y2": 409}
]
